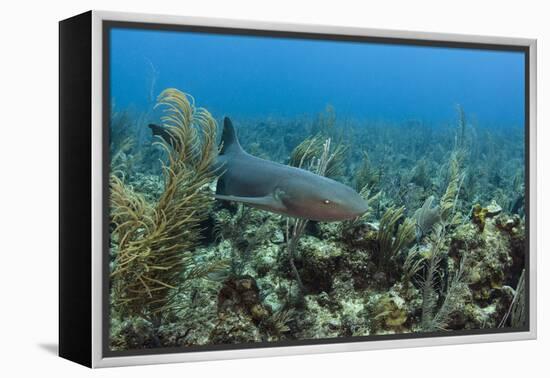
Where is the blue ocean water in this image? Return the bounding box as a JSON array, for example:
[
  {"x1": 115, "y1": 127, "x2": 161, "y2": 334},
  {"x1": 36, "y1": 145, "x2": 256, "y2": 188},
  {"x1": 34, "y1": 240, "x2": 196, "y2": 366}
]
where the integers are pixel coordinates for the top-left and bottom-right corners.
[{"x1": 110, "y1": 27, "x2": 525, "y2": 127}]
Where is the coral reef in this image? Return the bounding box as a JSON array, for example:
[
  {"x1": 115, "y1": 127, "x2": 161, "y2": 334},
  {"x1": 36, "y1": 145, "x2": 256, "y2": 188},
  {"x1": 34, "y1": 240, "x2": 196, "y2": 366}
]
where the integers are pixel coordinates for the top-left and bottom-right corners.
[{"x1": 109, "y1": 95, "x2": 527, "y2": 350}]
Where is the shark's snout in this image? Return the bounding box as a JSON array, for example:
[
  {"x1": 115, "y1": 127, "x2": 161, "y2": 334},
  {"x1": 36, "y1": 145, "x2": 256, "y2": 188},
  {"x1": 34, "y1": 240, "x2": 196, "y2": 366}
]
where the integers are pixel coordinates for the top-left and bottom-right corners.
[
  {"x1": 334, "y1": 188, "x2": 369, "y2": 220},
  {"x1": 347, "y1": 196, "x2": 369, "y2": 217},
  {"x1": 284, "y1": 179, "x2": 369, "y2": 222}
]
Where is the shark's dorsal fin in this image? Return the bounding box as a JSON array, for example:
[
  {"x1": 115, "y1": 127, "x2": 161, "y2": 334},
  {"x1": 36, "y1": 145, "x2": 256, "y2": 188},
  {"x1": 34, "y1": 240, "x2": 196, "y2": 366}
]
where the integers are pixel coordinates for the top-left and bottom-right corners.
[{"x1": 220, "y1": 117, "x2": 244, "y2": 155}]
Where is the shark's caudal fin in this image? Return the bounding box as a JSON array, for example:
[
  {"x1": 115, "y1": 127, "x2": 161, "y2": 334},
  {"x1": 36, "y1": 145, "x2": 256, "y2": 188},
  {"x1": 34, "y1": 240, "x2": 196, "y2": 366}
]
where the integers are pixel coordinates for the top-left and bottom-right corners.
[
  {"x1": 220, "y1": 117, "x2": 244, "y2": 155},
  {"x1": 148, "y1": 123, "x2": 178, "y2": 148},
  {"x1": 148, "y1": 123, "x2": 166, "y2": 138}
]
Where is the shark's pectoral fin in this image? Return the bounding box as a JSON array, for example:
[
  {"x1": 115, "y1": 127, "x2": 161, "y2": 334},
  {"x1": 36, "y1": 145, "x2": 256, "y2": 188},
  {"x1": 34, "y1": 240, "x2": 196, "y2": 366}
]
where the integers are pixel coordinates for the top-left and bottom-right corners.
[{"x1": 214, "y1": 194, "x2": 287, "y2": 212}]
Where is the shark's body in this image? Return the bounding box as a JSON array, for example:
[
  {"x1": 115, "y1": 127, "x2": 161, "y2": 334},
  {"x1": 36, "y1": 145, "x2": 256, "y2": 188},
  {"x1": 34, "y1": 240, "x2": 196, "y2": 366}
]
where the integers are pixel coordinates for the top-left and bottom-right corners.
[
  {"x1": 153, "y1": 117, "x2": 368, "y2": 222},
  {"x1": 214, "y1": 118, "x2": 369, "y2": 222}
]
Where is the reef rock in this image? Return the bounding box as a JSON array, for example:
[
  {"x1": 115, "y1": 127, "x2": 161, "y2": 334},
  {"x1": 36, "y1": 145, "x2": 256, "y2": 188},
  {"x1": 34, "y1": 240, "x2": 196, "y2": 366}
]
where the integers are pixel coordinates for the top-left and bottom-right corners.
[{"x1": 300, "y1": 236, "x2": 344, "y2": 293}]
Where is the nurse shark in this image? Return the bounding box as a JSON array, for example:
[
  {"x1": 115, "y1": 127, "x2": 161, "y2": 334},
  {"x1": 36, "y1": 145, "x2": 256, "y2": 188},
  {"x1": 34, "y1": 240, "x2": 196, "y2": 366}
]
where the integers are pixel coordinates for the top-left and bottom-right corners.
[{"x1": 150, "y1": 117, "x2": 368, "y2": 222}]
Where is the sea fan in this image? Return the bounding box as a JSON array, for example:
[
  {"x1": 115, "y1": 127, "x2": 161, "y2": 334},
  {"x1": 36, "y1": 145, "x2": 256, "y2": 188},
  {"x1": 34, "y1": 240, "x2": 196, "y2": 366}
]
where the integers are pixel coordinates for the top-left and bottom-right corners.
[{"x1": 413, "y1": 196, "x2": 441, "y2": 239}]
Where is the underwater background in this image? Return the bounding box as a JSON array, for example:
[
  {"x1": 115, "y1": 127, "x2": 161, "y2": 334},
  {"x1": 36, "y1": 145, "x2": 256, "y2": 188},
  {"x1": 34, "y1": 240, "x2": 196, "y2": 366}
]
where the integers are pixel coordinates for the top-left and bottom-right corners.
[{"x1": 108, "y1": 27, "x2": 527, "y2": 351}]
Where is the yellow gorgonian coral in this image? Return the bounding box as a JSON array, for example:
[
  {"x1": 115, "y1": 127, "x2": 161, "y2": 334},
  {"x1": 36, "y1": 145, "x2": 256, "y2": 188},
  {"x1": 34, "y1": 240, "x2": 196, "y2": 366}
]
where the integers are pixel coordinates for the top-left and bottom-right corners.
[{"x1": 110, "y1": 88, "x2": 224, "y2": 320}]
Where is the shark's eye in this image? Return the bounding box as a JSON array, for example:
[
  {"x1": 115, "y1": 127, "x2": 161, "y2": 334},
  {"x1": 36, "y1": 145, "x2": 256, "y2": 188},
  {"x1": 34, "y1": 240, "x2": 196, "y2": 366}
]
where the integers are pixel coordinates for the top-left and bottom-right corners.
[{"x1": 323, "y1": 199, "x2": 331, "y2": 205}]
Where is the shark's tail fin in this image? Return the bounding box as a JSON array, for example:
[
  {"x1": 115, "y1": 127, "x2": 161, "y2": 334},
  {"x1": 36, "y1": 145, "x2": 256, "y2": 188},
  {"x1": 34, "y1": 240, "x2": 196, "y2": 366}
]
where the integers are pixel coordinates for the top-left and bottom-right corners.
[
  {"x1": 220, "y1": 117, "x2": 244, "y2": 155},
  {"x1": 148, "y1": 123, "x2": 165, "y2": 138},
  {"x1": 149, "y1": 123, "x2": 178, "y2": 148}
]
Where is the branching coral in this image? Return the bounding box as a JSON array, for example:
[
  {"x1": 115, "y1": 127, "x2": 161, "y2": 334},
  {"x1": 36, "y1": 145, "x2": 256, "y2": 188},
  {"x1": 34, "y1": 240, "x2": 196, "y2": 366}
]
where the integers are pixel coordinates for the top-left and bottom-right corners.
[
  {"x1": 314, "y1": 104, "x2": 337, "y2": 136},
  {"x1": 289, "y1": 134, "x2": 347, "y2": 179},
  {"x1": 110, "y1": 109, "x2": 135, "y2": 156},
  {"x1": 429, "y1": 255, "x2": 467, "y2": 330},
  {"x1": 419, "y1": 225, "x2": 445, "y2": 330},
  {"x1": 440, "y1": 153, "x2": 464, "y2": 225},
  {"x1": 498, "y1": 269, "x2": 526, "y2": 328},
  {"x1": 456, "y1": 104, "x2": 467, "y2": 150},
  {"x1": 354, "y1": 151, "x2": 380, "y2": 192},
  {"x1": 285, "y1": 217, "x2": 308, "y2": 296},
  {"x1": 289, "y1": 134, "x2": 323, "y2": 168},
  {"x1": 402, "y1": 246, "x2": 425, "y2": 285},
  {"x1": 263, "y1": 308, "x2": 296, "y2": 339},
  {"x1": 418, "y1": 224, "x2": 468, "y2": 331},
  {"x1": 510, "y1": 269, "x2": 526, "y2": 328},
  {"x1": 111, "y1": 136, "x2": 135, "y2": 179},
  {"x1": 110, "y1": 88, "x2": 225, "y2": 325},
  {"x1": 377, "y1": 206, "x2": 416, "y2": 271},
  {"x1": 410, "y1": 159, "x2": 432, "y2": 189}
]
